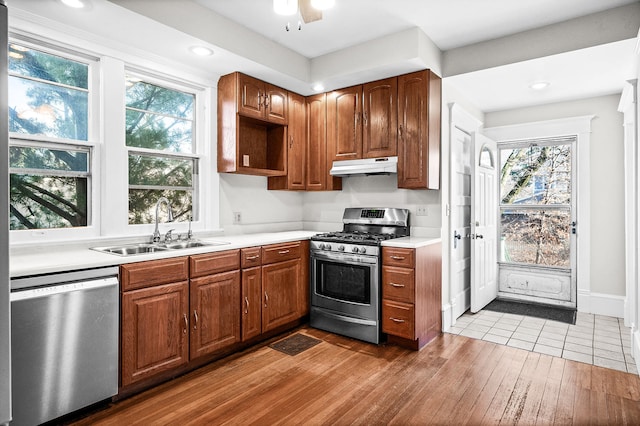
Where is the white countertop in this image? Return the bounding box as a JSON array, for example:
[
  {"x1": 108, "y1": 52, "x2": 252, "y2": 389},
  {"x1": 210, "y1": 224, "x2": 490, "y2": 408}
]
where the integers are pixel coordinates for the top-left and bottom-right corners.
[
  {"x1": 381, "y1": 236, "x2": 442, "y2": 248},
  {"x1": 10, "y1": 231, "x2": 318, "y2": 278}
]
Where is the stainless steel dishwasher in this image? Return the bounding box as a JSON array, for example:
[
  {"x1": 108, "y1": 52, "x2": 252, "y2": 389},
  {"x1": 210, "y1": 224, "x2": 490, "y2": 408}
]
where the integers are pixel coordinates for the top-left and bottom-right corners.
[{"x1": 10, "y1": 267, "x2": 119, "y2": 426}]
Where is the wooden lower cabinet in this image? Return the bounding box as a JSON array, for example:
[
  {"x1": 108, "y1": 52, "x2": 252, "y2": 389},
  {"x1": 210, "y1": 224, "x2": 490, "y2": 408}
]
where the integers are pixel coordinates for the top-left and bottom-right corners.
[
  {"x1": 241, "y1": 241, "x2": 308, "y2": 340},
  {"x1": 121, "y1": 280, "x2": 189, "y2": 387},
  {"x1": 190, "y1": 270, "x2": 241, "y2": 359},
  {"x1": 381, "y1": 243, "x2": 442, "y2": 350},
  {"x1": 120, "y1": 241, "x2": 309, "y2": 392},
  {"x1": 262, "y1": 259, "x2": 300, "y2": 332}
]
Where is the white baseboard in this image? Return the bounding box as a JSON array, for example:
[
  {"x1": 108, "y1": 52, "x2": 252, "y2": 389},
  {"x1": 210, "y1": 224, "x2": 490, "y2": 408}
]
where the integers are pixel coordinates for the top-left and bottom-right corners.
[
  {"x1": 633, "y1": 329, "x2": 640, "y2": 376},
  {"x1": 577, "y1": 290, "x2": 625, "y2": 318},
  {"x1": 442, "y1": 303, "x2": 452, "y2": 331}
]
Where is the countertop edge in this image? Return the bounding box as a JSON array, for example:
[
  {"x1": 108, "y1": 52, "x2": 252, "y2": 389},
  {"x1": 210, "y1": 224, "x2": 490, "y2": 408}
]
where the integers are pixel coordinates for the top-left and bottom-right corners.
[
  {"x1": 381, "y1": 237, "x2": 442, "y2": 249},
  {"x1": 10, "y1": 231, "x2": 318, "y2": 278}
]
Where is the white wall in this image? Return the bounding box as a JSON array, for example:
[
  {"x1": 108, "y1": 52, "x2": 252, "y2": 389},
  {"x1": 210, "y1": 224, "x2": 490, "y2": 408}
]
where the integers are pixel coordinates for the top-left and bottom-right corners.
[
  {"x1": 219, "y1": 174, "x2": 304, "y2": 234},
  {"x1": 485, "y1": 94, "x2": 625, "y2": 297},
  {"x1": 302, "y1": 175, "x2": 442, "y2": 236}
]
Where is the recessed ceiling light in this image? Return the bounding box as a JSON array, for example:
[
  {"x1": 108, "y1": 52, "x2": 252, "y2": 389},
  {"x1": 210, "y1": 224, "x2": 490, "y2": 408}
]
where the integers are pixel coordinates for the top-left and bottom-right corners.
[
  {"x1": 60, "y1": 0, "x2": 85, "y2": 8},
  {"x1": 189, "y1": 46, "x2": 214, "y2": 56},
  {"x1": 529, "y1": 81, "x2": 551, "y2": 91},
  {"x1": 273, "y1": 0, "x2": 298, "y2": 15},
  {"x1": 312, "y1": 83, "x2": 325, "y2": 92},
  {"x1": 310, "y1": 0, "x2": 335, "y2": 10}
]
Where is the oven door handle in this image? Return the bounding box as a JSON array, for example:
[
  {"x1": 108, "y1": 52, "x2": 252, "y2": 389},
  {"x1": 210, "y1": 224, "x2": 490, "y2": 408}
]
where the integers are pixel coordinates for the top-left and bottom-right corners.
[{"x1": 311, "y1": 251, "x2": 378, "y2": 265}]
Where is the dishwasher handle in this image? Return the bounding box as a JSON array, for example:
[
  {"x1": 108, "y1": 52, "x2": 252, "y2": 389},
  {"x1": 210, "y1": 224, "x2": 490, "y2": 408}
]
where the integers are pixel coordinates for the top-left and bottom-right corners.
[{"x1": 10, "y1": 277, "x2": 118, "y2": 302}]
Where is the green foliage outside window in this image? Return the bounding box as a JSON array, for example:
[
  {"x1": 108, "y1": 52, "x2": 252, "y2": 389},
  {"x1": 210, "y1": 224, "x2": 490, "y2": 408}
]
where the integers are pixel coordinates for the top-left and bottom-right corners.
[{"x1": 8, "y1": 44, "x2": 90, "y2": 230}]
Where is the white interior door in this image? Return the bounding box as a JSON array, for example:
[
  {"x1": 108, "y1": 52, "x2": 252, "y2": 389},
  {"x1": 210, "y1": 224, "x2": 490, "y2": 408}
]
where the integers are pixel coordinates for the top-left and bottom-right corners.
[
  {"x1": 471, "y1": 133, "x2": 498, "y2": 313},
  {"x1": 449, "y1": 126, "x2": 472, "y2": 319}
]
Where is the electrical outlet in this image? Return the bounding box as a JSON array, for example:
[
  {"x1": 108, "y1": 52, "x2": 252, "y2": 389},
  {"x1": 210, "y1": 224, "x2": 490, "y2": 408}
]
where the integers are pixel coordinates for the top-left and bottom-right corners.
[
  {"x1": 233, "y1": 212, "x2": 241, "y2": 224},
  {"x1": 416, "y1": 206, "x2": 428, "y2": 216}
]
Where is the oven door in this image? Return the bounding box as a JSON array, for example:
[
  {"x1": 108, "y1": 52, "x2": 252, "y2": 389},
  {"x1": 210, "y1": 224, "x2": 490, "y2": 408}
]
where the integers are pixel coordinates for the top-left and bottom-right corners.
[{"x1": 310, "y1": 249, "x2": 379, "y2": 320}]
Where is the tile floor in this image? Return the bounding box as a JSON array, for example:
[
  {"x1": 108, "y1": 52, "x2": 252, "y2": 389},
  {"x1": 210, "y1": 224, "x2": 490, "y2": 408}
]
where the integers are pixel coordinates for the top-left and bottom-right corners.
[{"x1": 446, "y1": 309, "x2": 638, "y2": 374}]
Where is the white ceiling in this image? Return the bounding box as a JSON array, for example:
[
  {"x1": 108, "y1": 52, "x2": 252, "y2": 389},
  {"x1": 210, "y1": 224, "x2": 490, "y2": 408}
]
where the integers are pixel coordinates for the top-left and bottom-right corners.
[
  {"x1": 195, "y1": 0, "x2": 637, "y2": 57},
  {"x1": 10, "y1": 0, "x2": 640, "y2": 113}
]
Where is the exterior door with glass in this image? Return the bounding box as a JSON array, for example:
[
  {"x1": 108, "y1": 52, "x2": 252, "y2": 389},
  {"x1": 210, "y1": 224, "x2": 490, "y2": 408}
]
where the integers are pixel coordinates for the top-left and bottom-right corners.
[{"x1": 498, "y1": 137, "x2": 577, "y2": 308}]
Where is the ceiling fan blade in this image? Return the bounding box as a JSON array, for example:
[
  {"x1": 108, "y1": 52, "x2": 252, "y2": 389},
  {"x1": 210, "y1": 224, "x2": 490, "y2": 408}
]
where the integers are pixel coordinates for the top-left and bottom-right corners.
[{"x1": 299, "y1": 0, "x2": 322, "y2": 23}]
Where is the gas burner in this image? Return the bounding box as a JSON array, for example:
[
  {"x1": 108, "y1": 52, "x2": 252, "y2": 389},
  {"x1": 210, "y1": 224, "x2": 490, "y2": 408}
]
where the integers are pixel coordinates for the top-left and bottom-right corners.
[{"x1": 312, "y1": 231, "x2": 397, "y2": 246}]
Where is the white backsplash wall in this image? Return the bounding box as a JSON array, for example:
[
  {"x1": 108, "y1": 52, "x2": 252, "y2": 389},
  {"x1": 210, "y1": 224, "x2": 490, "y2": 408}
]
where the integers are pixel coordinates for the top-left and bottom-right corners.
[
  {"x1": 219, "y1": 174, "x2": 304, "y2": 234},
  {"x1": 302, "y1": 174, "x2": 442, "y2": 237}
]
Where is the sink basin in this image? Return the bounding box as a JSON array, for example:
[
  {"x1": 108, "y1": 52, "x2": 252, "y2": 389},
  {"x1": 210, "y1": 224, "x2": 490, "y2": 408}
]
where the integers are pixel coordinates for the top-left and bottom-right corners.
[
  {"x1": 160, "y1": 241, "x2": 211, "y2": 249},
  {"x1": 92, "y1": 240, "x2": 230, "y2": 256},
  {"x1": 92, "y1": 243, "x2": 170, "y2": 256}
]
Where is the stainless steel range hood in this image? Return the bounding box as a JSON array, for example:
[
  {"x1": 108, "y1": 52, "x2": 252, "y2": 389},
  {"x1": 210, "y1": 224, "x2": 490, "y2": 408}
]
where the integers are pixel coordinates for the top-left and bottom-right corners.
[{"x1": 329, "y1": 156, "x2": 397, "y2": 177}]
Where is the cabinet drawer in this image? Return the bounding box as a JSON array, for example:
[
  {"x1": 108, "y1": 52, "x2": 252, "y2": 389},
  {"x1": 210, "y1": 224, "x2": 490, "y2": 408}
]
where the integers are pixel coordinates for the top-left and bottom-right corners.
[
  {"x1": 262, "y1": 241, "x2": 301, "y2": 264},
  {"x1": 382, "y1": 299, "x2": 415, "y2": 340},
  {"x1": 382, "y1": 266, "x2": 415, "y2": 303},
  {"x1": 121, "y1": 257, "x2": 189, "y2": 291},
  {"x1": 382, "y1": 247, "x2": 415, "y2": 268},
  {"x1": 241, "y1": 247, "x2": 262, "y2": 268},
  {"x1": 190, "y1": 249, "x2": 240, "y2": 278}
]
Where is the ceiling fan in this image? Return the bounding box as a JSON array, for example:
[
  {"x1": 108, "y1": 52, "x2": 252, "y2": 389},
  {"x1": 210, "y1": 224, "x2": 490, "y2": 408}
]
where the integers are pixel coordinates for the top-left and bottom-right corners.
[{"x1": 273, "y1": 0, "x2": 335, "y2": 30}]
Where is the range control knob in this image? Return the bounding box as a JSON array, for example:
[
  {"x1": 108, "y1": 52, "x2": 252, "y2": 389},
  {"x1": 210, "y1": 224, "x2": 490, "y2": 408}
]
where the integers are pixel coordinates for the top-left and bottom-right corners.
[
  {"x1": 325, "y1": 244, "x2": 332, "y2": 251},
  {"x1": 338, "y1": 245, "x2": 345, "y2": 252},
  {"x1": 318, "y1": 243, "x2": 325, "y2": 250},
  {"x1": 359, "y1": 247, "x2": 367, "y2": 254},
  {"x1": 352, "y1": 247, "x2": 359, "y2": 253}
]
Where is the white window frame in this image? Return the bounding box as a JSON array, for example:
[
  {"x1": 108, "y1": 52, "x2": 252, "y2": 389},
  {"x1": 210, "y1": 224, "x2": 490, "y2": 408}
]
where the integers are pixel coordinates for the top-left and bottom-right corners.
[
  {"x1": 8, "y1": 20, "x2": 219, "y2": 246},
  {"x1": 8, "y1": 36, "x2": 101, "y2": 243}
]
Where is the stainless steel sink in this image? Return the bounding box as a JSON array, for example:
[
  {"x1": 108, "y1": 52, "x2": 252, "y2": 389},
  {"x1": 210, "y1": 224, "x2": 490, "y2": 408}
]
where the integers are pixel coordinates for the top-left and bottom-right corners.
[
  {"x1": 159, "y1": 241, "x2": 212, "y2": 249},
  {"x1": 91, "y1": 240, "x2": 229, "y2": 256},
  {"x1": 92, "y1": 243, "x2": 170, "y2": 256}
]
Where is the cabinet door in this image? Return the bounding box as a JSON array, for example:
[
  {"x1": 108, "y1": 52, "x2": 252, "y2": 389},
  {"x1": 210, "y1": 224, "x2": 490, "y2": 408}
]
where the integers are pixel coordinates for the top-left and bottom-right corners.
[
  {"x1": 265, "y1": 84, "x2": 288, "y2": 124},
  {"x1": 306, "y1": 93, "x2": 327, "y2": 190},
  {"x1": 121, "y1": 281, "x2": 189, "y2": 387},
  {"x1": 287, "y1": 92, "x2": 306, "y2": 189},
  {"x1": 237, "y1": 73, "x2": 264, "y2": 120},
  {"x1": 397, "y1": 70, "x2": 441, "y2": 189},
  {"x1": 262, "y1": 259, "x2": 300, "y2": 332},
  {"x1": 327, "y1": 85, "x2": 362, "y2": 162},
  {"x1": 241, "y1": 266, "x2": 262, "y2": 341},
  {"x1": 190, "y1": 270, "x2": 241, "y2": 359},
  {"x1": 363, "y1": 77, "x2": 397, "y2": 158}
]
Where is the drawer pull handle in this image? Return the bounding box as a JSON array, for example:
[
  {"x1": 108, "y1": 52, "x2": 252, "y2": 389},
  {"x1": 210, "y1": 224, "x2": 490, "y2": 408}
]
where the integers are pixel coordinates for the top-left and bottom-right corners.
[
  {"x1": 278, "y1": 250, "x2": 290, "y2": 255},
  {"x1": 246, "y1": 255, "x2": 260, "y2": 260},
  {"x1": 389, "y1": 283, "x2": 405, "y2": 288},
  {"x1": 390, "y1": 317, "x2": 405, "y2": 323},
  {"x1": 390, "y1": 256, "x2": 405, "y2": 260}
]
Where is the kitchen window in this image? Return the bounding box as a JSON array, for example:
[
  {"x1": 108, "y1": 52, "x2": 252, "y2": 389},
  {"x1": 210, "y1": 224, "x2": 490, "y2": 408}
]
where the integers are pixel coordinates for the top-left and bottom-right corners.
[
  {"x1": 125, "y1": 76, "x2": 199, "y2": 224},
  {"x1": 8, "y1": 42, "x2": 95, "y2": 231}
]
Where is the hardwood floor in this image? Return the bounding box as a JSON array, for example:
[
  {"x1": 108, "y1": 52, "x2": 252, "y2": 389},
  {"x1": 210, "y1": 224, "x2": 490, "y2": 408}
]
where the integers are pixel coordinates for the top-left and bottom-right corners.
[{"x1": 71, "y1": 327, "x2": 640, "y2": 425}]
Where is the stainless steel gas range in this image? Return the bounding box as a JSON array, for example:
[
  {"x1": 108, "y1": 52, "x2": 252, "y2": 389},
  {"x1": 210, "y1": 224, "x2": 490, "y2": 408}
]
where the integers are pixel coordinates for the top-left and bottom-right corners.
[{"x1": 310, "y1": 207, "x2": 410, "y2": 344}]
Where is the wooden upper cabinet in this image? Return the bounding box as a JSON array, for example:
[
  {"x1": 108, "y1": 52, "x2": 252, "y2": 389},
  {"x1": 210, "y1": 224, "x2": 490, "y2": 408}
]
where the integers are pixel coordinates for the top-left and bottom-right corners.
[
  {"x1": 306, "y1": 93, "x2": 326, "y2": 191},
  {"x1": 397, "y1": 70, "x2": 441, "y2": 189},
  {"x1": 237, "y1": 73, "x2": 288, "y2": 125},
  {"x1": 218, "y1": 72, "x2": 287, "y2": 177},
  {"x1": 327, "y1": 85, "x2": 363, "y2": 162},
  {"x1": 362, "y1": 77, "x2": 397, "y2": 158},
  {"x1": 268, "y1": 92, "x2": 306, "y2": 190}
]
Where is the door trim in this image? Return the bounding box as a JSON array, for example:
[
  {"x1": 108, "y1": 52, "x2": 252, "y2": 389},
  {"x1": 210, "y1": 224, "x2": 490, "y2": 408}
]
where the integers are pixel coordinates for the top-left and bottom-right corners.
[
  {"x1": 485, "y1": 115, "x2": 594, "y2": 313},
  {"x1": 444, "y1": 103, "x2": 482, "y2": 330}
]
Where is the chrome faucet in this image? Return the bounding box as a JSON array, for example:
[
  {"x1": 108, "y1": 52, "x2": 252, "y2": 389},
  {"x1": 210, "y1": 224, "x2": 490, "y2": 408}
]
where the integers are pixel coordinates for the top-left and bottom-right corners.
[{"x1": 152, "y1": 197, "x2": 174, "y2": 243}]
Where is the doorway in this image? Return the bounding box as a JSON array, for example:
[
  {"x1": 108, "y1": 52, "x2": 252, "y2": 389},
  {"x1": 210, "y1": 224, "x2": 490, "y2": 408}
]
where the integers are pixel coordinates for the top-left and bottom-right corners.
[{"x1": 497, "y1": 137, "x2": 577, "y2": 308}]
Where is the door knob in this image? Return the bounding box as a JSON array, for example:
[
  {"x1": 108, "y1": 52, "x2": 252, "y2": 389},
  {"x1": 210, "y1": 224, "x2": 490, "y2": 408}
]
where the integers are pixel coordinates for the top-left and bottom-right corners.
[{"x1": 453, "y1": 230, "x2": 461, "y2": 249}]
